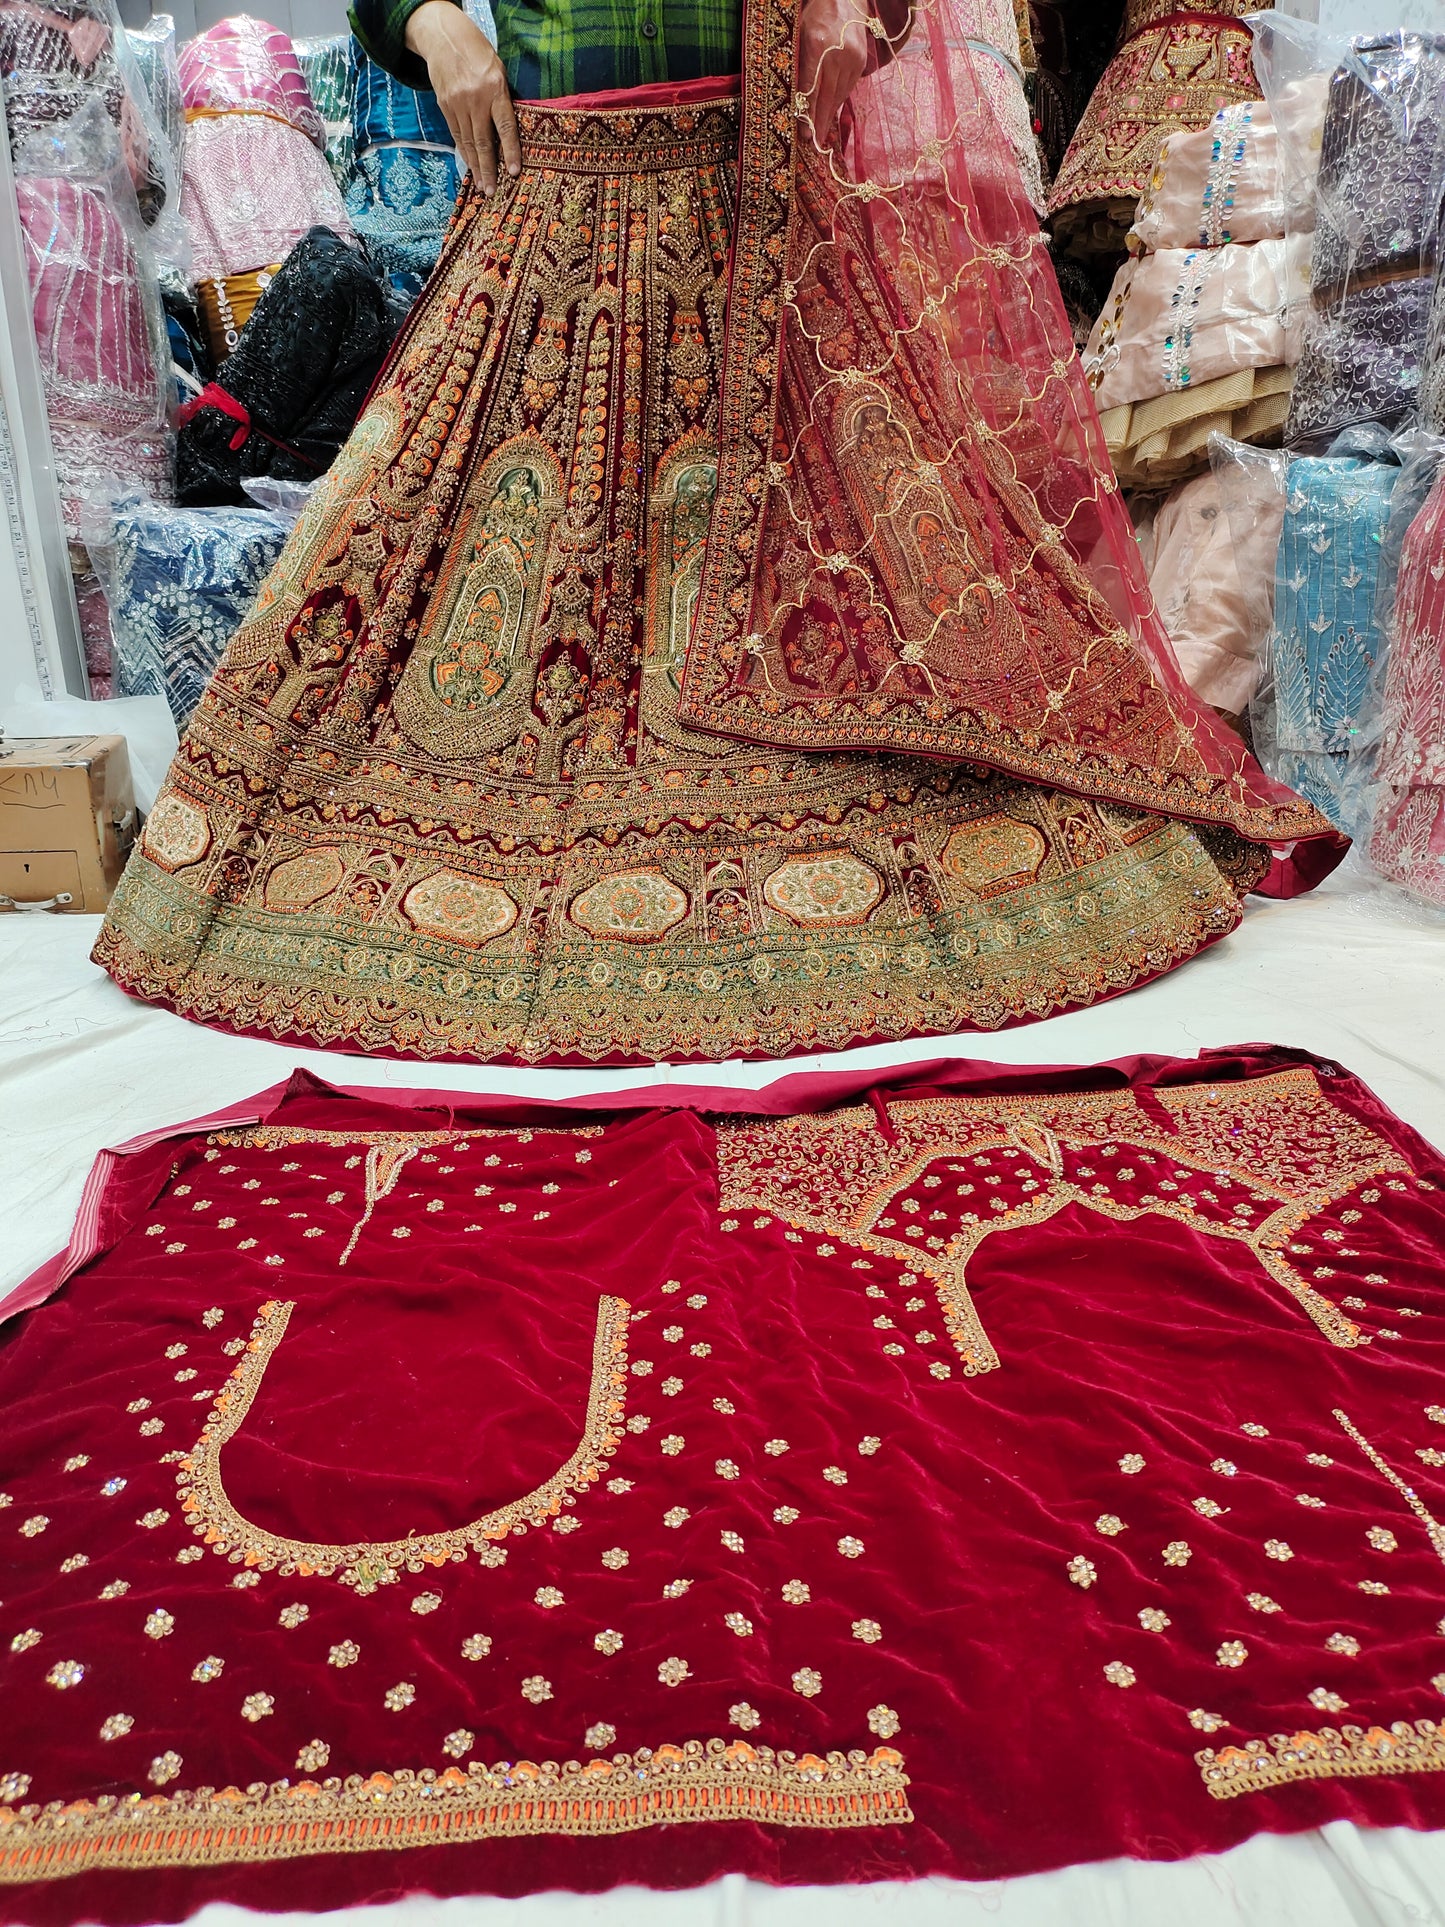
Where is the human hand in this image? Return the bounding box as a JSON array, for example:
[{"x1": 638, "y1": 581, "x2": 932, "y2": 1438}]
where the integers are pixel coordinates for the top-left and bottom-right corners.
[
  {"x1": 798, "y1": 0, "x2": 873, "y2": 144},
  {"x1": 404, "y1": 0, "x2": 520, "y2": 195}
]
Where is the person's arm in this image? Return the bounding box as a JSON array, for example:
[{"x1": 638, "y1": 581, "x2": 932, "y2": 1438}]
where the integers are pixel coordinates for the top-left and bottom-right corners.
[
  {"x1": 797, "y1": 0, "x2": 873, "y2": 142},
  {"x1": 349, "y1": 0, "x2": 521, "y2": 195}
]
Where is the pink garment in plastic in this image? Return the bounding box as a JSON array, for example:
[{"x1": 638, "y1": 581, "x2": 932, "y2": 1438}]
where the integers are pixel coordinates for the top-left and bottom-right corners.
[
  {"x1": 178, "y1": 14, "x2": 351, "y2": 280},
  {"x1": 1369, "y1": 467, "x2": 1445, "y2": 904},
  {"x1": 1130, "y1": 85, "x2": 1326, "y2": 252},
  {"x1": 16, "y1": 172, "x2": 169, "y2": 532},
  {"x1": 1139, "y1": 469, "x2": 1283, "y2": 719}
]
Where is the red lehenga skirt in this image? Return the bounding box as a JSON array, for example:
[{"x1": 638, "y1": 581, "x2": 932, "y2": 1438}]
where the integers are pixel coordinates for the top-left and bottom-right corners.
[{"x1": 93, "y1": 31, "x2": 1338, "y2": 1067}]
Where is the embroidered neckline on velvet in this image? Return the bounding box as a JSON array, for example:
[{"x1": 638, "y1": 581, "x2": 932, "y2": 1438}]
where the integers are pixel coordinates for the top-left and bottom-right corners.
[
  {"x1": 717, "y1": 1069, "x2": 1411, "y2": 1373},
  {"x1": 0, "y1": 1739, "x2": 912, "y2": 1880},
  {"x1": 176, "y1": 1295, "x2": 629, "y2": 1592}
]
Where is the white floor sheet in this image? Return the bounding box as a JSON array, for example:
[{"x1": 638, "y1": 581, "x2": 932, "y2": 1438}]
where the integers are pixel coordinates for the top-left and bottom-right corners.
[{"x1": 3, "y1": 864, "x2": 1444, "y2": 1927}]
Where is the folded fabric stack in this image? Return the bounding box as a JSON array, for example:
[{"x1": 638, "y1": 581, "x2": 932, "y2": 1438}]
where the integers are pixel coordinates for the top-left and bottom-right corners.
[
  {"x1": 1084, "y1": 92, "x2": 1322, "y2": 487},
  {"x1": 179, "y1": 14, "x2": 353, "y2": 362},
  {"x1": 295, "y1": 30, "x2": 354, "y2": 189},
  {"x1": 343, "y1": 46, "x2": 460, "y2": 303},
  {"x1": 1260, "y1": 453, "x2": 1398, "y2": 834},
  {"x1": 1048, "y1": 0, "x2": 1260, "y2": 261},
  {"x1": 97, "y1": 494, "x2": 290, "y2": 721},
  {"x1": 176, "y1": 223, "x2": 400, "y2": 506},
  {"x1": 1287, "y1": 32, "x2": 1445, "y2": 448}
]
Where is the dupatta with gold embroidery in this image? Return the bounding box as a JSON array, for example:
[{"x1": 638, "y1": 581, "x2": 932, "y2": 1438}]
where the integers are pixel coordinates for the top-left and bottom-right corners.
[{"x1": 92, "y1": 0, "x2": 1340, "y2": 1069}]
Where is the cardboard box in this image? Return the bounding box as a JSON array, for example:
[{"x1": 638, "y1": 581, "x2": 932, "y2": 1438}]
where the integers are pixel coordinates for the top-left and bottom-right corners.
[{"x1": 0, "y1": 735, "x2": 136, "y2": 913}]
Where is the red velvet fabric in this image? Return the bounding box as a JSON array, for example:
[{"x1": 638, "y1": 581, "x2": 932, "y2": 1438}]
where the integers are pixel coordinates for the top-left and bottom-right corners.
[{"x1": 3, "y1": 1047, "x2": 1445, "y2": 1922}]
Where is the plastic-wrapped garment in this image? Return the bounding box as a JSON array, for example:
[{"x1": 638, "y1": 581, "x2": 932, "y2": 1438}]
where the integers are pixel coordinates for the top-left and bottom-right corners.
[
  {"x1": 0, "y1": 0, "x2": 177, "y2": 231},
  {"x1": 92, "y1": 495, "x2": 290, "y2": 722},
  {"x1": 1084, "y1": 235, "x2": 1310, "y2": 486},
  {"x1": 126, "y1": 11, "x2": 182, "y2": 177},
  {"x1": 1047, "y1": 0, "x2": 1260, "y2": 258},
  {"x1": 1287, "y1": 33, "x2": 1445, "y2": 447},
  {"x1": 178, "y1": 15, "x2": 352, "y2": 280},
  {"x1": 15, "y1": 113, "x2": 170, "y2": 536},
  {"x1": 1369, "y1": 466, "x2": 1445, "y2": 903},
  {"x1": 176, "y1": 225, "x2": 401, "y2": 507},
  {"x1": 73, "y1": 566, "x2": 113, "y2": 696},
  {"x1": 345, "y1": 47, "x2": 460, "y2": 300},
  {"x1": 1129, "y1": 88, "x2": 1326, "y2": 253},
  {"x1": 1137, "y1": 469, "x2": 1282, "y2": 721},
  {"x1": 1257, "y1": 455, "x2": 1398, "y2": 835},
  {"x1": 295, "y1": 32, "x2": 354, "y2": 189}
]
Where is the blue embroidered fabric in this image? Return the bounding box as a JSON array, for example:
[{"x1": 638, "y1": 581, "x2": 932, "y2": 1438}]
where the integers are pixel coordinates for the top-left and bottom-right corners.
[
  {"x1": 99, "y1": 498, "x2": 291, "y2": 724},
  {"x1": 345, "y1": 44, "x2": 462, "y2": 299},
  {"x1": 1259, "y1": 454, "x2": 1400, "y2": 835}
]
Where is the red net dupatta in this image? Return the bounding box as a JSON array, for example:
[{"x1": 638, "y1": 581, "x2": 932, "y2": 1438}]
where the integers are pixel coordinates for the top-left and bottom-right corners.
[{"x1": 679, "y1": 0, "x2": 1343, "y2": 885}]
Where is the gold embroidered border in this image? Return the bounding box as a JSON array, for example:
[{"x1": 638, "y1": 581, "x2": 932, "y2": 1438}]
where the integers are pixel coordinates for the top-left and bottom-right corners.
[
  {"x1": 177, "y1": 1296, "x2": 629, "y2": 1592},
  {"x1": 718, "y1": 1070, "x2": 1411, "y2": 1373},
  {"x1": 1198, "y1": 1720, "x2": 1445, "y2": 1799},
  {"x1": 0, "y1": 1740, "x2": 911, "y2": 1881}
]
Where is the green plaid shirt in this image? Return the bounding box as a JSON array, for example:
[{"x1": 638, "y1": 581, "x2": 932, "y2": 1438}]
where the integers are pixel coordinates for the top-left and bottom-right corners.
[{"x1": 350, "y1": 0, "x2": 739, "y2": 101}]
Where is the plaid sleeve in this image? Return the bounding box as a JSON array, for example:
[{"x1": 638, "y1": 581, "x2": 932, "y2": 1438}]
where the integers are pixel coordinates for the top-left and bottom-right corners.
[{"x1": 348, "y1": 0, "x2": 455, "y2": 89}]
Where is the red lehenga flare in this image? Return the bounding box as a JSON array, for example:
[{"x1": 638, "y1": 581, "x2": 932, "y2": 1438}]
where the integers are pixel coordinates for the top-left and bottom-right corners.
[
  {"x1": 91, "y1": 0, "x2": 1340, "y2": 1066},
  {"x1": 2, "y1": 1048, "x2": 1445, "y2": 1919}
]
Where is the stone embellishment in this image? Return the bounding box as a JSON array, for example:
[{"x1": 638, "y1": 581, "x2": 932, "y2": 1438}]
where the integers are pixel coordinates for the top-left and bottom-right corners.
[
  {"x1": 792, "y1": 1667, "x2": 822, "y2": 1698},
  {"x1": 1188, "y1": 1709, "x2": 1226, "y2": 1733},
  {"x1": 594, "y1": 1629, "x2": 624, "y2": 1655},
  {"x1": 729, "y1": 1703, "x2": 761, "y2": 1732},
  {"x1": 411, "y1": 1593, "x2": 442, "y2": 1615},
  {"x1": 144, "y1": 1610, "x2": 174, "y2": 1640},
  {"x1": 1193, "y1": 1498, "x2": 1226, "y2": 1519},
  {"x1": 46, "y1": 1661, "x2": 84, "y2": 1690},
  {"x1": 0, "y1": 1776, "x2": 30, "y2": 1803},
  {"x1": 1264, "y1": 1540, "x2": 1294, "y2": 1561},
  {"x1": 329, "y1": 1641, "x2": 361, "y2": 1667},
  {"x1": 1137, "y1": 1607, "x2": 1170, "y2": 1632},
  {"x1": 837, "y1": 1536, "x2": 864, "y2": 1559},
  {"x1": 1367, "y1": 1527, "x2": 1398, "y2": 1552},
  {"x1": 867, "y1": 1705, "x2": 901, "y2": 1738},
  {"x1": 1118, "y1": 1454, "x2": 1145, "y2": 1474},
  {"x1": 148, "y1": 1752, "x2": 183, "y2": 1787},
  {"x1": 521, "y1": 1676, "x2": 552, "y2": 1705},
  {"x1": 663, "y1": 1509, "x2": 689, "y2": 1530},
  {"x1": 852, "y1": 1619, "x2": 882, "y2": 1643},
  {"x1": 1095, "y1": 1514, "x2": 1125, "y2": 1536},
  {"x1": 658, "y1": 1657, "x2": 692, "y2": 1687},
  {"x1": 384, "y1": 1684, "x2": 416, "y2": 1712},
  {"x1": 1309, "y1": 1688, "x2": 1349, "y2": 1713},
  {"x1": 1216, "y1": 1641, "x2": 1249, "y2": 1668},
  {"x1": 1163, "y1": 1541, "x2": 1192, "y2": 1567},
  {"x1": 278, "y1": 1603, "x2": 310, "y2": 1629},
  {"x1": 296, "y1": 1740, "x2": 331, "y2": 1773},
  {"x1": 99, "y1": 1715, "x2": 134, "y2": 1742},
  {"x1": 1067, "y1": 1556, "x2": 1097, "y2": 1588},
  {"x1": 1246, "y1": 1594, "x2": 1281, "y2": 1614},
  {"x1": 9, "y1": 1629, "x2": 41, "y2": 1654},
  {"x1": 782, "y1": 1580, "x2": 811, "y2": 1604},
  {"x1": 461, "y1": 1635, "x2": 492, "y2": 1661},
  {"x1": 441, "y1": 1731, "x2": 474, "y2": 1761},
  {"x1": 191, "y1": 1653, "x2": 226, "y2": 1682},
  {"x1": 241, "y1": 1693, "x2": 275, "y2": 1722},
  {"x1": 1103, "y1": 1662, "x2": 1136, "y2": 1687},
  {"x1": 585, "y1": 1723, "x2": 617, "y2": 1750},
  {"x1": 724, "y1": 1613, "x2": 754, "y2": 1637},
  {"x1": 1325, "y1": 1632, "x2": 1361, "y2": 1657},
  {"x1": 601, "y1": 1547, "x2": 630, "y2": 1569},
  {"x1": 534, "y1": 1587, "x2": 564, "y2": 1610}
]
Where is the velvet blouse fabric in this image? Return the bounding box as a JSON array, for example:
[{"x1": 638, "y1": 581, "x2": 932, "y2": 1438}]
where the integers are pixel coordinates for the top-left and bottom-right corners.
[{"x1": 3, "y1": 1047, "x2": 1445, "y2": 1920}]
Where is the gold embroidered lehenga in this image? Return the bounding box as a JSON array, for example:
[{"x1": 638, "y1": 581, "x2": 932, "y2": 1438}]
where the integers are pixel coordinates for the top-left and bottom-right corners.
[{"x1": 93, "y1": 3, "x2": 1339, "y2": 1066}]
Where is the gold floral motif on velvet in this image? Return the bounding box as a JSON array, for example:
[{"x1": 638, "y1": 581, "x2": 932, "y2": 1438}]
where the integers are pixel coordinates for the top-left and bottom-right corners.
[
  {"x1": 717, "y1": 1069, "x2": 1411, "y2": 1372},
  {"x1": 93, "y1": 94, "x2": 1270, "y2": 1067}
]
